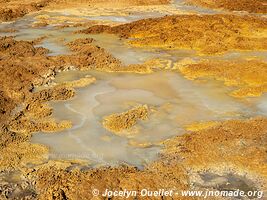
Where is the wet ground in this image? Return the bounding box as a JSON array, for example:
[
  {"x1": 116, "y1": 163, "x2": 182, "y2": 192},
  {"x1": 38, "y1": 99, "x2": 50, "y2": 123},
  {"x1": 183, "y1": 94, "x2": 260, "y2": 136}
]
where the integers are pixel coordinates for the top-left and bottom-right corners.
[
  {"x1": 0, "y1": 3, "x2": 266, "y2": 168},
  {"x1": 0, "y1": 1, "x2": 267, "y2": 199},
  {"x1": 31, "y1": 67, "x2": 267, "y2": 168}
]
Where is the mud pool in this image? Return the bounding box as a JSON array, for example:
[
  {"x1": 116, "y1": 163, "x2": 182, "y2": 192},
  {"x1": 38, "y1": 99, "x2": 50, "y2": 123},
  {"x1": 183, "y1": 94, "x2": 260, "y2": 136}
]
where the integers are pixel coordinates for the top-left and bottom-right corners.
[
  {"x1": 1, "y1": 6, "x2": 266, "y2": 169},
  {"x1": 31, "y1": 70, "x2": 267, "y2": 168}
]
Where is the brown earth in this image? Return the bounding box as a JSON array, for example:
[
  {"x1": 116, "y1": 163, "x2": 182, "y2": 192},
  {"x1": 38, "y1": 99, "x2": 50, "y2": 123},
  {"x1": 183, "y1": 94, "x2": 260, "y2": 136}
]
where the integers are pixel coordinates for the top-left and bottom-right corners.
[
  {"x1": 80, "y1": 14, "x2": 267, "y2": 54},
  {"x1": 0, "y1": 36, "x2": 76, "y2": 171},
  {"x1": 186, "y1": 0, "x2": 267, "y2": 14},
  {"x1": 0, "y1": 0, "x2": 51, "y2": 22},
  {"x1": 175, "y1": 59, "x2": 267, "y2": 98}
]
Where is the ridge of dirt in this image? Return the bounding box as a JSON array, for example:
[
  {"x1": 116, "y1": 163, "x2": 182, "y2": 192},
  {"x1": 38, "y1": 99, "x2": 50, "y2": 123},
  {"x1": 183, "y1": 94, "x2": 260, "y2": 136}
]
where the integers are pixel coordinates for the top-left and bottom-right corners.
[
  {"x1": 80, "y1": 14, "x2": 267, "y2": 54},
  {"x1": 102, "y1": 105, "x2": 149, "y2": 135},
  {"x1": 0, "y1": 0, "x2": 51, "y2": 22},
  {"x1": 186, "y1": 0, "x2": 267, "y2": 14}
]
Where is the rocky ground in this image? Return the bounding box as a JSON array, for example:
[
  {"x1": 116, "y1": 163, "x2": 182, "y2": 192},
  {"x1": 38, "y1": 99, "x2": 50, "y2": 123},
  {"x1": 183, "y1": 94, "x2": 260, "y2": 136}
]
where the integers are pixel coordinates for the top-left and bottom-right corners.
[{"x1": 0, "y1": 0, "x2": 267, "y2": 200}]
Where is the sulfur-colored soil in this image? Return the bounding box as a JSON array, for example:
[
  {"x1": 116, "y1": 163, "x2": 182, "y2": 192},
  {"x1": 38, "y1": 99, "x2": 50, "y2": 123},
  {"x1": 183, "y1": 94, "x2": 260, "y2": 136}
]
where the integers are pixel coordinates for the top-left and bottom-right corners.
[
  {"x1": 0, "y1": 36, "x2": 110, "y2": 171},
  {"x1": 185, "y1": 121, "x2": 219, "y2": 131},
  {"x1": 1, "y1": 1, "x2": 267, "y2": 198},
  {"x1": 164, "y1": 117, "x2": 267, "y2": 185},
  {"x1": 0, "y1": 35, "x2": 167, "y2": 171},
  {"x1": 59, "y1": 38, "x2": 165, "y2": 73},
  {"x1": 102, "y1": 105, "x2": 149, "y2": 135},
  {"x1": 16, "y1": 117, "x2": 265, "y2": 200},
  {"x1": 175, "y1": 59, "x2": 267, "y2": 98},
  {"x1": 1, "y1": 27, "x2": 267, "y2": 199},
  {"x1": 186, "y1": 0, "x2": 267, "y2": 14},
  {"x1": 0, "y1": 0, "x2": 51, "y2": 22},
  {"x1": 80, "y1": 14, "x2": 267, "y2": 55}
]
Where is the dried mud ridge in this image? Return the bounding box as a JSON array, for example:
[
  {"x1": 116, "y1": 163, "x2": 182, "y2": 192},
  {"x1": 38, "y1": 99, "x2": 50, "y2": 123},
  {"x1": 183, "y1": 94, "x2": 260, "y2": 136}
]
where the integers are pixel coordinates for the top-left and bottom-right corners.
[
  {"x1": 102, "y1": 105, "x2": 149, "y2": 135},
  {"x1": 81, "y1": 14, "x2": 267, "y2": 54}
]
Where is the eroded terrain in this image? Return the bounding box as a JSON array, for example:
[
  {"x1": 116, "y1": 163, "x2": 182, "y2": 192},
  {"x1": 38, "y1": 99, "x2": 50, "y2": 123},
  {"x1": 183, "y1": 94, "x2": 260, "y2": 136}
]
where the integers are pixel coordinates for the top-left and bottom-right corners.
[
  {"x1": 0, "y1": 0, "x2": 267, "y2": 200},
  {"x1": 186, "y1": 0, "x2": 267, "y2": 14}
]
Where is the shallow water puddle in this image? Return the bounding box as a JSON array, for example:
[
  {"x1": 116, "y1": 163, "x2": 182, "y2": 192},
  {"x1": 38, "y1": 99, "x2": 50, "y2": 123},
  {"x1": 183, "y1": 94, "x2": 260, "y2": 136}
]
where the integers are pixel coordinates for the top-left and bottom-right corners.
[
  {"x1": 2, "y1": 8, "x2": 266, "y2": 169},
  {"x1": 88, "y1": 33, "x2": 196, "y2": 65},
  {"x1": 173, "y1": 0, "x2": 220, "y2": 14},
  {"x1": 31, "y1": 70, "x2": 264, "y2": 167},
  {"x1": 1, "y1": 11, "x2": 265, "y2": 62},
  {"x1": 88, "y1": 12, "x2": 165, "y2": 23}
]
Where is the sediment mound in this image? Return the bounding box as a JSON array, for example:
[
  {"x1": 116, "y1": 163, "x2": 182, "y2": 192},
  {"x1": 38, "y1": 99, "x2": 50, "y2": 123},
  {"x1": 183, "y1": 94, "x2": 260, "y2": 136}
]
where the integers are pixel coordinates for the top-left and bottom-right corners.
[
  {"x1": 186, "y1": 0, "x2": 267, "y2": 14},
  {"x1": 81, "y1": 14, "x2": 267, "y2": 54},
  {"x1": 0, "y1": 0, "x2": 51, "y2": 22},
  {"x1": 102, "y1": 105, "x2": 149, "y2": 135},
  {"x1": 175, "y1": 59, "x2": 267, "y2": 97}
]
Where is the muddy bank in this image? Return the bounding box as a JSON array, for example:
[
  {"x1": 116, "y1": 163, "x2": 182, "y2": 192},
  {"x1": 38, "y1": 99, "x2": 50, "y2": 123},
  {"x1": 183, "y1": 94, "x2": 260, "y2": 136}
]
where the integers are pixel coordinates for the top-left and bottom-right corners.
[
  {"x1": 186, "y1": 0, "x2": 267, "y2": 14},
  {"x1": 0, "y1": 37, "x2": 75, "y2": 171},
  {"x1": 1, "y1": 117, "x2": 267, "y2": 199},
  {"x1": 58, "y1": 38, "x2": 166, "y2": 73},
  {"x1": 80, "y1": 14, "x2": 267, "y2": 54}
]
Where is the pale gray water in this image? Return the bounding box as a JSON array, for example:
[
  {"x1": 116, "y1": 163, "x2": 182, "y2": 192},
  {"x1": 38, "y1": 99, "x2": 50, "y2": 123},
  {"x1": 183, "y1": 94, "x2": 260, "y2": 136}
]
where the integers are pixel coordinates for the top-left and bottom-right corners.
[
  {"x1": 32, "y1": 70, "x2": 266, "y2": 168},
  {"x1": 1, "y1": 6, "x2": 266, "y2": 168}
]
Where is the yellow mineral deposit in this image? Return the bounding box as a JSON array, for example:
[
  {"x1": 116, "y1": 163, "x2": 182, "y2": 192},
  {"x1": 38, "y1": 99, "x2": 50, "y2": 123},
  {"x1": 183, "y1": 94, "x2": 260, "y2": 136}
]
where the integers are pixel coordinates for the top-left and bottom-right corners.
[
  {"x1": 102, "y1": 105, "x2": 149, "y2": 135},
  {"x1": 0, "y1": 0, "x2": 266, "y2": 199}
]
